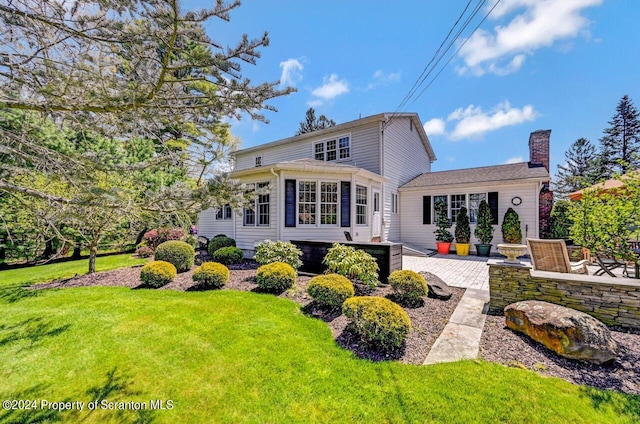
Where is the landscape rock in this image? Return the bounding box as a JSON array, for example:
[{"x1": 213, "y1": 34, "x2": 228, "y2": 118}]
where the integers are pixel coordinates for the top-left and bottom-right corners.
[
  {"x1": 504, "y1": 300, "x2": 618, "y2": 364},
  {"x1": 420, "y1": 272, "x2": 452, "y2": 300}
]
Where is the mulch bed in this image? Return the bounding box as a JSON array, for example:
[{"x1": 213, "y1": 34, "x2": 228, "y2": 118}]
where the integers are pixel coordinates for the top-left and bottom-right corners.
[{"x1": 32, "y1": 261, "x2": 640, "y2": 395}]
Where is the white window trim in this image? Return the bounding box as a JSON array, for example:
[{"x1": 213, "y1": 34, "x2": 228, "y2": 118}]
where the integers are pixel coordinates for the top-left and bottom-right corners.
[
  {"x1": 254, "y1": 155, "x2": 263, "y2": 167},
  {"x1": 391, "y1": 193, "x2": 399, "y2": 214},
  {"x1": 355, "y1": 184, "x2": 368, "y2": 226},
  {"x1": 215, "y1": 204, "x2": 232, "y2": 220},
  {"x1": 243, "y1": 182, "x2": 270, "y2": 227},
  {"x1": 432, "y1": 193, "x2": 490, "y2": 223},
  {"x1": 297, "y1": 179, "x2": 341, "y2": 228},
  {"x1": 311, "y1": 133, "x2": 351, "y2": 162}
]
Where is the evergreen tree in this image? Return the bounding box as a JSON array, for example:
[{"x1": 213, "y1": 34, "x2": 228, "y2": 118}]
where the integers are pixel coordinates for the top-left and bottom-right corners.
[
  {"x1": 295, "y1": 108, "x2": 336, "y2": 135},
  {"x1": 599, "y1": 95, "x2": 640, "y2": 175},
  {"x1": 555, "y1": 137, "x2": 600, "y2": 196}
]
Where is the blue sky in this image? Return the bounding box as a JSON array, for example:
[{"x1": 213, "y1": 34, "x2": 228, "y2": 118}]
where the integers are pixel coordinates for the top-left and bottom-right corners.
[{"x1": 201, "y1": 0, "x2": 639, "y2": 178}]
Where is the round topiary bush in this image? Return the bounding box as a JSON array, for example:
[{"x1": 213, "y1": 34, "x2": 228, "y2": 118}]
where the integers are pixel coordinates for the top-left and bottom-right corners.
[
  {"x1": 212, "y1": 246, "x2": 244, "y2": 265},
  {"x1": 388, "y1": 270, "x2": 428, "y2": 303},
  {"x1": 307, "y1": 274, "x2": 355, "y2": 309},
  {"x1": 192, "y1": 262, "x2": 230, "y2": 289},
  {"x1": 135, "y1": 245, "x2": 154, "y2": 258},
  {"x1": 154, "y1": 240, "x2": 195, "y2": 273},
  {"x1": 140, "y1": 260, "x2": 177, "y2": 288},
  {"x1": 342, "y1": 296, "x2": 411, "y2": 350},
  {"x1": 256, "y1": 262, "x2": 296, "y2": 292},
  {"x1": 208, "y1": 235, "x2": 236, "y2": 255}
]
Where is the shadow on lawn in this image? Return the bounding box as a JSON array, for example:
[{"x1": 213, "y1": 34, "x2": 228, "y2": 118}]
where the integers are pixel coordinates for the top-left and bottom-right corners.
[
  {"x1": 0, "y1": 317, "x2": 70, "y2": 351},
  {"x1": 581, "y1": 386, "x2": 640, "y2": 422},
  {"x1": 0, "y1": 283, "x2": 41, "y2": 304},
  {"x1": 0, "y1": 384, "x2": 67, "y2": 423}
]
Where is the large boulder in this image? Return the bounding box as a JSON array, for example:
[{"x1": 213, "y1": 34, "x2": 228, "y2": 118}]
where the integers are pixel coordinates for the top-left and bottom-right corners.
[
  {"x1": 420, "y1": 272, "x2": 452, "y2": 300},
  {"x1": 504, "y1": 300, "x2": 618, "y2": 364}
]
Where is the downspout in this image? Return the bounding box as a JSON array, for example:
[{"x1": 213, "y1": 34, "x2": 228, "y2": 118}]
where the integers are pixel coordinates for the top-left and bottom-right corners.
[
  {"x1": 380, "y1": 120, "x2": 386, "y2": 242},
  {"x1": 270, "y1": 167, "x2": 282, "y2": 241}
]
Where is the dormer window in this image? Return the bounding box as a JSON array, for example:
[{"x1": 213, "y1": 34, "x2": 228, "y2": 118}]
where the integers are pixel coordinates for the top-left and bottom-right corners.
[
  {"x1": 255, "y1": 155, "x2": 262, "y2": 167},
  {"x1": 313, "y1": 135, "x2": 350, "y2": 161}
]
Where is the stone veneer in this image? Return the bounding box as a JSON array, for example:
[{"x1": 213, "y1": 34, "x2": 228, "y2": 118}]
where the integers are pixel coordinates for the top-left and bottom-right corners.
[{"x1": 488, "y1": 260, "x2": 640, "y2": 330}]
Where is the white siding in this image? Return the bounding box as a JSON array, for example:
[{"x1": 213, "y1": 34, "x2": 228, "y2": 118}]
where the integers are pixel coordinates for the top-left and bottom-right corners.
[
  {"x1": 382, "y1": 117, "x2": 433, "y2": 242},
  {"x1": 234, "y1": 123, "x2": 381, "y2": 174},
  {"x1": 197, "y1": 208, "x2": 234, "y2": 239},
  {"x1": 399, "y1": 182, "x2": 540, "y2": 254}
]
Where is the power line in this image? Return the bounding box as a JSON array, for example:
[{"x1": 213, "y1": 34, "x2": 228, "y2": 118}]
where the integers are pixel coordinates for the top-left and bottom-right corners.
[{"x1": 385, "y1": 0, "x2": 502, "y2": 127}]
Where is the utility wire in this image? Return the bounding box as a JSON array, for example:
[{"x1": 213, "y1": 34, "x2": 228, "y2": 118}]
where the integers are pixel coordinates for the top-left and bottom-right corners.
[{"x1": 385, "y1": 0, "x2": 502, "y2": 127}]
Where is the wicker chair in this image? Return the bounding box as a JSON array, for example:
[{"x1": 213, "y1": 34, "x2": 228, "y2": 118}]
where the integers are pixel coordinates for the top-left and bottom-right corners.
[{"x1": 526, "y1": 238, "x2": 589, "y2": 274}]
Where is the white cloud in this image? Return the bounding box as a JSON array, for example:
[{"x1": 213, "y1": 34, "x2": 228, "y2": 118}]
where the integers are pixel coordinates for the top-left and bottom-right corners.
[
  {"x1": 306, "y1": 99, "x2": 324, "y2": 108},
  {"x1": 311, "y1": 74, "x2": 350, "y2": 100},
  {"x1": 504, "y1": 156, "x2": 524, "y2": 164},
  {"x1": 458, "y1": 0, "x2": 602, "y2": 75},
  {"x1": 279, "y1": 58, "x2": 304, "y2": 87},
  {"x1": 366, "y1": 69, "x2": 401, "y2": 90},
  {"x1": 423, "y1": 118, "x2": 446, "y2": 136},
  {"x1": 447, "y1": 101, "x2": 538, "y2": 140}
]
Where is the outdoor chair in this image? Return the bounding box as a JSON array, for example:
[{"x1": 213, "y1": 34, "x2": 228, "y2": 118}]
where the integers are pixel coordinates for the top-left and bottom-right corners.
[
  {"x1": 593, "y1": 252, "x2": 628, "y2": 277},
  {"x1": 526, "y1": 238, "x2": 589, "y2": 274}
]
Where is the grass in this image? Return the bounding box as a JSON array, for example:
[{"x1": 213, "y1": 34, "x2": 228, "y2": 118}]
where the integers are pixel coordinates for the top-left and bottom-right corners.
[{"x1": 0, "y1": 259, "x2": 639, "y2": 423}]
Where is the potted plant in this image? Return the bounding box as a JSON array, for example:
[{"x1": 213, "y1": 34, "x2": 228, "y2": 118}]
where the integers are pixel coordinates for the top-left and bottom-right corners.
[
  {"x1": 434, "y1": 200, "x2": 453, "y2": 254},
  {"x1": 497, "y1": 207, "x2": 527, "y2": 263},
  {"x1": 454, "y1": 206, "x2": 471, "y2": 256},
  {"x1": 474, "y1": 199, "x2": 494, "y2": 257}
]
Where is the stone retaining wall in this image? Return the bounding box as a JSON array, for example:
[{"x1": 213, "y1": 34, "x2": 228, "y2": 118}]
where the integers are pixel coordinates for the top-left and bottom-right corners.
[{"x1": 488, "y1": 260, "x2": 640, "y2": 329}]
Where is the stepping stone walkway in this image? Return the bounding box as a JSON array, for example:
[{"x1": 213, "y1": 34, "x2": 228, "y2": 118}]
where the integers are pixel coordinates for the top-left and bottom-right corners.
[{"x1": 403, "y1": 254, "x2": 514, "y2": 364}]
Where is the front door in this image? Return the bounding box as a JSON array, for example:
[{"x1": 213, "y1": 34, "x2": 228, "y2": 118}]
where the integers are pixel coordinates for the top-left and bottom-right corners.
[{"x1": 372, "y1": 189, "x2": 381, "y2": 239}]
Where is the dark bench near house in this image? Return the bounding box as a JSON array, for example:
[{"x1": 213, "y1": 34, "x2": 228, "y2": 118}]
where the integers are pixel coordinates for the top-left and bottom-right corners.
[{"x1": 290, "y1": 240, "x2": 403, "y2": 283}]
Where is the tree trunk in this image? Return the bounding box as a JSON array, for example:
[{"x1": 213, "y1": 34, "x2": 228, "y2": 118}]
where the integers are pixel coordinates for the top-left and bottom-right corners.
[
  {"x1": 88, "y1": 241, "x2": 98, "y2": 274},
  {"x1": 135, "y1": 228, "x2": 148, "y2": 246}
]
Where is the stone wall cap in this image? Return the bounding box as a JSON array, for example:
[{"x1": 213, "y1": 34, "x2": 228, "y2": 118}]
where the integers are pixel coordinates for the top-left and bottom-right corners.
[
  {"x1": 488, "y1": 259, "x2": 532, "y2": 269},
  {"x1": 530, "y1": 270, "x2": 640, "y2": 288}
]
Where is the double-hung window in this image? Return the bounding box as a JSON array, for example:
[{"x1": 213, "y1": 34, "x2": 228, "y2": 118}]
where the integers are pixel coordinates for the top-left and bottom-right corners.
[
  {"x1": 356, "y1": 185, "x2": 368, "y2": 225},
  {"x1": 313, "y1": 136, "x2": 350, "y2": 161},
  {"x1": 244, "y1": 182, "x2": 270, "y2": 226},
  {"x1": 469, "y1": 193, "x2": 486, "y2": 223},
  {"x1": 320, "y1": 182, "x2": 338, "y2": 225},
  {"x1": 450, "y1": 194, "x2": 466, "y2": 223},
  {"x1": 215, "y1": 204, "x2": 232, "y2": 220},
  {"x1": 298, "y1": 181, "x2": 341, "y2": 226},
  {"x1": 298, "y1": 181, "x2": 317, "y2": 225}
]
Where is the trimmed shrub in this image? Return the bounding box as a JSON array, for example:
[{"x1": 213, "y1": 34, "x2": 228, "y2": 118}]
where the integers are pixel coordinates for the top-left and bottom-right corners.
[
  {"x1": 502, "y1": 207, "x2": 523, "y2": 244},
  {"x1": 143, "y1": 227, "x2": 185, "y2": 250},
  {"x1": 154, "y1": 240, "x2": 195, "y2": 273},
  {"x1": 192, "y1": 262, "x2": 230, "y2": 289},
  {"x1": 140, "y1": 260, "x2": 177, "y2": 288},
  {"x1": 135, "y1": 246, "x2": 154, "y2": 258},
  {"x1": 343, "y1": 296, "x2": 411, "y2": 350},
  {"x1": 212, "y1": 246, "x2": 244, "y2": 265},
  {"x1": 254, "y1": 239, "x2": 303, "y2": 270},
  {"x1": 322, "y1": 243, "x2": 379, "y2": 288},
  {"x1": 256, "y1": 262, "x2": 296, "y2": 292},
  {"x1": 307, "y1": 274, "x2": 354, "y2": 309},
  {"x1": 388, "y1": 270, "x2": 428, "y2": 303},
  {"x1": 208, "y1": 236, "x2": 236, "y2": 255}
]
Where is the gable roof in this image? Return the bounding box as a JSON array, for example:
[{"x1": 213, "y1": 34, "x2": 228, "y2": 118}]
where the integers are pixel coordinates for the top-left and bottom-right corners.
[
  {"x1": 234, "y1": 112, "x2": 436, "y2": 162},
  {"x1": 231, "y1": 158, "x2": 387, "y2": 182},
  {"x1": 400, "y1": 162, "x2": 549, "y2": 190}
]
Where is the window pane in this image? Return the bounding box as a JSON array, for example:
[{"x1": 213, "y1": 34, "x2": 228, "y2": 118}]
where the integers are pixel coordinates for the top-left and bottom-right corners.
[
  {"x1": 356, "y1": 185, "x2": 367, "y2": 225},
  {"x1": 469, "y1": 193, "x2": 486, "y2": 223},
  {"x1": 320, "y1": 182, "x2": 338, "y2": 225},
  {"x1": 298, "y1": 181, "x2": 316, "y2": 225},
  {"x1": 339, "y1": 136, "x2": 350, "y2": 159},
  {"x1": 450, "y1": 194, "x2": 466, "y2": 223}
]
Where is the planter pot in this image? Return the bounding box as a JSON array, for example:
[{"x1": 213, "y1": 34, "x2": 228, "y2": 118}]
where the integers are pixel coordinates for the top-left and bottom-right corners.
[
  {"x1": 497, "y1": 243, "x2": 528, "y2": 264},
  {"x1": 455, "y1": 243, "x2": 470, "y2": 256},
  {"x1": 436, "y1": 242, "x2": 452, "y2": 255},
  {"x1": 475, "y1": 244, "x2": 492, "y2": 257}
]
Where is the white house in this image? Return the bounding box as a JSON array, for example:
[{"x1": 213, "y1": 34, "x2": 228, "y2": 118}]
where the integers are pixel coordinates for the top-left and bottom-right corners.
[{"x1": 198, "y1": 113, "x2": 552, "y2": 256}]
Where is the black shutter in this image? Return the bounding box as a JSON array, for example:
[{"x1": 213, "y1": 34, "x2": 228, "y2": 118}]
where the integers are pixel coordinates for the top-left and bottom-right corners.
[
  {"x1": 341, "y1": 181, "x2": 351, "y2": 227},
  {"x1": 488, "y1": 192, "x2": 499, "y2": 225},
  {"x1": 285, "y1": 179, "x2": 296, "y2": 227},
  {"x1": 422, "y1": 196, "x2": 431, "y2": 225}
]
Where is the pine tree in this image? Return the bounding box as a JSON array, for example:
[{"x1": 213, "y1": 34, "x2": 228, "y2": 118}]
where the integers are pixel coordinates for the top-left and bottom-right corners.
[
  {"x1": 295, "y1": 108, "x2": 336, "y2": 135},
  {"x1": 555, "y1": 137, "x2": 600, "y2": 196},
  {"x1": 599, "y1": 95, "x2": 640, "y2": 175}
]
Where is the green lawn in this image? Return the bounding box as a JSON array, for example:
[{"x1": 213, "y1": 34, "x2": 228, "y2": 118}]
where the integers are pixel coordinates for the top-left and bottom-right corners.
[{"x1": 0, "y1": 260, "x2": 638, "y2": 423}]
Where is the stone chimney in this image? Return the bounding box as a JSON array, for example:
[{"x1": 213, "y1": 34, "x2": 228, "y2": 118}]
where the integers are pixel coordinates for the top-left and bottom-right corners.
[
  {"x1": 529, "y1": 129, "x2": 551, "y2": 170},
  {"x1": 529, "y1": 130, "x2": 553, "y2": 238}
]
